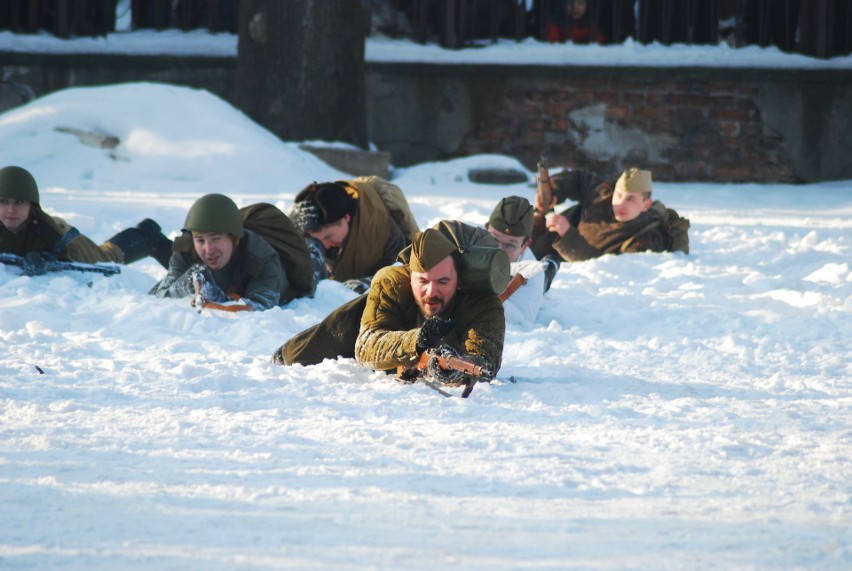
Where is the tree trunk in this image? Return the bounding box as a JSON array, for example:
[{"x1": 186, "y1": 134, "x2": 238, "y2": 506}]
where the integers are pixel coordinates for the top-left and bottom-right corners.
[{"x1": 236, "y1": 0, "x2": 367, "y2": 148}]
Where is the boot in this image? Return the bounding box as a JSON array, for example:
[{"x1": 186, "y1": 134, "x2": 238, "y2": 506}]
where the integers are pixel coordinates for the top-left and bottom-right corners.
[
  {"x1": 105, "y1": 227, "x2": 151, "y2": 265},
  {"x1": 135, "y1": 218, "x2": 173, "y2": 269},
  {"x1": 541, "y1": 254, "x2": 561, "y2": 293}
]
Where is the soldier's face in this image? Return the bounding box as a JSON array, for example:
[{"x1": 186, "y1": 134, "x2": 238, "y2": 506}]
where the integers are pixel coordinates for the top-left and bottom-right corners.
[
  {"x1": 486, "y1": 225, "x2": 530, "y2": 263},
  {"x1": 193, "y1": 231, "x2": 238, "y2": 270},
  {"x1": 410, "y1": 255, "x2": 459, "y2": 318},
  {"x1": 0, "y1": 198, "x2": 31, "y2": 233},
  {"x1": 307, "y1": 214, "x2": 350, "y2": 250},
  {"x1": 612, "y1": 189, "x2": 651, "y2": 222}
]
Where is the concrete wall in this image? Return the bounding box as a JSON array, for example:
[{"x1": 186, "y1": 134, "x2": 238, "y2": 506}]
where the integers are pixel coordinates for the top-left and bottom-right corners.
[{"x1": 2, "y1": 50, "x2": 851, "y2": 182}]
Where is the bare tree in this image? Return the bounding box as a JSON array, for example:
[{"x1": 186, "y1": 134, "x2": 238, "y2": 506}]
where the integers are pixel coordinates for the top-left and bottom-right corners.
[{"x1": 236, "y1": 0, "x2": 367, "y2": 148}]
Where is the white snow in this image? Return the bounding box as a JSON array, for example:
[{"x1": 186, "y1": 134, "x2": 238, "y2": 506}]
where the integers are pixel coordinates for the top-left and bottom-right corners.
[
  {"x1": 0, "y1": 28, "x2": 851, "y2": 571},
  {"x1": 2, "y1": 26, "x2": 852, "y2": 70}
]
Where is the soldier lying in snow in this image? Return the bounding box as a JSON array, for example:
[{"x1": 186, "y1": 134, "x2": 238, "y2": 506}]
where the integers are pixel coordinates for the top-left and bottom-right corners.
[
  {"x1": 0, "y1": 165, "x2": 172, "y2": 272},
  {"x1": 532, "y1": 167, "x2": 689, "y2": 261},
  {"x1": 288, "y1": 176, "x2": 419, "y2": 293},
  {"x1": 151, "y1": 193, "x2": 310, "y2": 312}
]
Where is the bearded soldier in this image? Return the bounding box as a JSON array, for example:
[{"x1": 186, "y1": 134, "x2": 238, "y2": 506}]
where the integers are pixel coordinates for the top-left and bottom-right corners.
[
  {"x1": 274, "y1": 221, "x2": 506, "y2": 386},
  {"x1": 355, "y1": 225, "x2": 505, "y2": 382}
]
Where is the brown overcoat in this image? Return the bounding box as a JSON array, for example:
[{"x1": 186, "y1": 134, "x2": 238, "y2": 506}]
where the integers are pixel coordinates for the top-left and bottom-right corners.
[
  {"x1": 532, "y1": 169, "x2": 666, "y2": 262},
  {"x1": 354, "y1": 264, "x2": 505, "y2": 375},
  {"x1": 327, "y1": 179, "x2": 414, "y2": 282}
]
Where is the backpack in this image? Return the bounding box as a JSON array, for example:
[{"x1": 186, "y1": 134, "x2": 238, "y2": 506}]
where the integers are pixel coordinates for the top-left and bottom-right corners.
[
  {"x1": 661, "y1": 207, "x2": 690, "y2": 254},
  {"x1": 618, "y1": 205, "x2": 690, "y2": 255},
  {"x1": 346, "y1": 176, "x2": 420, "y2": 241},
  {"x1": 239, "y1": 203, "x2": 316, "y2": 300}
]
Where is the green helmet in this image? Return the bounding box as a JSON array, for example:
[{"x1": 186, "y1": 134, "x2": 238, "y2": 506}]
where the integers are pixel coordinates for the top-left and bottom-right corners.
[
  {"x1": 0, "y1": 165, "x2": 39, "y2": 204},
  {"x1": 183, "y1": 193, "x2": 244, "y2": 237}
]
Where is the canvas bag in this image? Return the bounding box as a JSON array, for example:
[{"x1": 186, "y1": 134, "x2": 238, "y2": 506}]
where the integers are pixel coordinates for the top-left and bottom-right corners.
[
  {"x1": 459, "y1": 245, "x2": 511, "y2": 295},
  {"x1": 239, "y1": 203, "x2": 316, "y2": 300}
]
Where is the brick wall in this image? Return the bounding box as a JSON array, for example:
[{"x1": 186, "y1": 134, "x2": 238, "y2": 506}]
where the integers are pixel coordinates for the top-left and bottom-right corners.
[
  {"x1": 3, "y1": 51, "x2": 851, "y2": 183},
  {"x1": 458, "y1": 76, "x2": 797, "y2": 183}
]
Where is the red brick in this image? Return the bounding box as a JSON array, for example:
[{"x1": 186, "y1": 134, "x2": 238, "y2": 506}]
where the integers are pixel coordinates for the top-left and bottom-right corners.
[
  {"x1": 605, "y1": 105, "x2": 631, "y2": 120},
  {"x1": 712, "y1": 107, "x2": 753, "y2": 121}
]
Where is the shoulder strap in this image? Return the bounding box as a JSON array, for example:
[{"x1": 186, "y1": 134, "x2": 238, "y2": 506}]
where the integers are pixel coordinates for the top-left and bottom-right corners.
[{"x1": 49, "y1": 227, "x2": 80, "y2": 257}]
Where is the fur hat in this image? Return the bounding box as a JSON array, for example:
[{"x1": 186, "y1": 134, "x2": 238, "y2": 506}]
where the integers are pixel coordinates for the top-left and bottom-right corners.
[
  {"x1": 290, "y1": 182, "x2": 355, "y2": 231},
  {"x1": 488, "y1": 195, "x2": 534, "y2": 238},
  {"x1": 409, "y1": 228, "x2": 458, "y2": 272},
  {"x1": 615, "y1": 168, "x2": 653, "y2": 196}
]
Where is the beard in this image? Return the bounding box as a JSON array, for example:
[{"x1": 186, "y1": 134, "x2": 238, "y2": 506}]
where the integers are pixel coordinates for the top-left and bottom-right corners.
[{"x1": 416, "y1": 296, "x2": 446, "y2": 318}]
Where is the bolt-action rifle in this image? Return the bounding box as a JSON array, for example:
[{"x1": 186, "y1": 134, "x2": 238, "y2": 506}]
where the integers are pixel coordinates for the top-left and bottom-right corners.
[
  {"x1": 0, "y1": 252, "x2": 121, "y2": 276},
  {"x1": 396, "y1": 348, "x2": 493, "y2": 398}
]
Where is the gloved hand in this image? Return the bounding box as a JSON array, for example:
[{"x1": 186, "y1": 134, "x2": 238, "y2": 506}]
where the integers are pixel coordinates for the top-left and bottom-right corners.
[
  {"x1": 416, "y1": 316, "x2": 455, "y2": 352},
  {"x1": 21, "y1": 251, "x2": 47, "y2": 276},
  {"x1": 426, "y1": 344, "x2": 463, "y2": 384},
  {"x1": 271, "y1": 347, "x2": 287, "y2": 366},
  {"x1": 189, "y1": 264, "x2": 228, "y2": 305},
  {"x1": 343, "y1": 277, "x2": 372, "y2": 294}
]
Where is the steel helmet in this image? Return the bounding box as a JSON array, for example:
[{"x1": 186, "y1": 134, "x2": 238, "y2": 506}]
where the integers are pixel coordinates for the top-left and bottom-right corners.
[
  {"x1": 182, "y1": 193, "x2": 244, "y2": 237},
  {"x1": 0, "y1": 165, "x2": 39, "y2": 204}
]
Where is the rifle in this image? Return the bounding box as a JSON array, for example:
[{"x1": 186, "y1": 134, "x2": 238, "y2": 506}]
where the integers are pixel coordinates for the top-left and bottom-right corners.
[
  {"x1": 397, "y1": 348, "x2": 493, "y2": 398},
  {"x1": 536, "y1": 155, "x2": 554, "y2": 214},
  {"x1": 0, "y1": 252, "x2": 121, "y2": 277},
  {"x1": 191, "y1": 266, "x2": 252, "y2": 313},
  {"x1": 499, "y1": 272, "x2": 528, "y2": 303}
]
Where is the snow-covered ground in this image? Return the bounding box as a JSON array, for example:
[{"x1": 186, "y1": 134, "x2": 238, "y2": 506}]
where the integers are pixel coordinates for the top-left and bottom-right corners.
[{"x1": 1, "y1": 79, "x2": 850, "y2": 570}]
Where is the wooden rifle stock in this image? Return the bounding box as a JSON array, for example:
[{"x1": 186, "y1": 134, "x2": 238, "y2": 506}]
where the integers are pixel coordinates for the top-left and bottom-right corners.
[
  {"x1": 397, "y1": 350, "x2": 491, "y2": 380},
  {"x1": 499, "y1": 272, "x2": 528, "y2": 303},
  {"x1": 536, "y1": 155, "x2": 554, "y2": 214}
]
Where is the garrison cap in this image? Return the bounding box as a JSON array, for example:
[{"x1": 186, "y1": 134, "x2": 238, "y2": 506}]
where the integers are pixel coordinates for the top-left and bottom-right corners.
[
  {"x1": 488, "y1": 195, "x2": 534, "y2": 238},
  {"x1": 408, "y1": 228, "x2": 458, "y2": 272},
  {"x1": 615, "y1": 168, "x2": 653, "y2": 196}
]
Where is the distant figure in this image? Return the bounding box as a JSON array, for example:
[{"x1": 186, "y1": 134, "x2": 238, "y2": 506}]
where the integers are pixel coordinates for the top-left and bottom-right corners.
[
  {"x1": 0, "y1": 165, "x2": 171, "y2": 270},
  {"x1": 546, "y1": 0, "x2": 605, "y2": 44},
  {"x1": 532, "y1": 167, "x2": 689, "y2": 261}
]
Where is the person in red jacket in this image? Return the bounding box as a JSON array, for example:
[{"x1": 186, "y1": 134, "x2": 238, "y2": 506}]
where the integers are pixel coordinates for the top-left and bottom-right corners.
[{"x1": 546, "y1": 0, "x2": 605, "y2": 45}]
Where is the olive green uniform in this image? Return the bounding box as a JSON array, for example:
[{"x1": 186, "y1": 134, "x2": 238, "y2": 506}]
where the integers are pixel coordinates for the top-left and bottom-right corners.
[
  {"x1": 153, "y1": 230, "x2": 287, "y2": 310},
  {"x1": 325, "y1": 180, "x2": 409, "y2": 283},
  {"x1": 277, "y1": 220, "x2": 506, "y2": 376},
  {"x1": 355, "y1": 264, "x2": 504, "y2": 374}
]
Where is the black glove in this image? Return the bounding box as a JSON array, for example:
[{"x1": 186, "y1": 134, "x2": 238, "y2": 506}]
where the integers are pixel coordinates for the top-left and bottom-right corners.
[
  {"x1": 21, "y1": 252, "x2": 47, "y2": 276},
  {"x1": 305, "y1": 237, "x2": 329, "y2": 282},
  {"x1": 343, "y1": 277, "x2": 372, "y2": 294},
  {"x1": 426, "y1": 344, "x2": 463, "y2": 384},
  {"x1": 416, "y1": 316, "x2": 455, "y2": 352}
]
